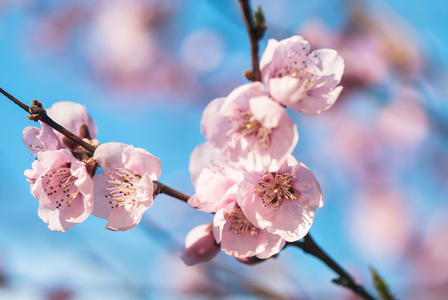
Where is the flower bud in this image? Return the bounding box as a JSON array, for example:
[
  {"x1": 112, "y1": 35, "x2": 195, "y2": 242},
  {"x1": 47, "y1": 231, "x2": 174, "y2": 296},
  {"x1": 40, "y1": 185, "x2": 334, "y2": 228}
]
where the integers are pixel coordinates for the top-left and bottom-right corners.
[{"x1": 181, "y1": 223, "x2": 220, "y2": 266}]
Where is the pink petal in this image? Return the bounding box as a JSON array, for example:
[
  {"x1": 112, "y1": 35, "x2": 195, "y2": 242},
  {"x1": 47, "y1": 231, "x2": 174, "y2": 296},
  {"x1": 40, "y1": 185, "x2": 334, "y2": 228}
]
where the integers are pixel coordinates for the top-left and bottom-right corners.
[
  {"x1": 249, "y1": 96, "x2": 284, "y2": 129},
  {"x1": 188, "y1": 169, "x2": 237, "y2": 213},
  {"x1": 200, "y1": 97, "x2": 230, "y2": 147},
  {"x1": 93, "y1": 142, "x2": 128, "y2": 171},
  {"x1": 290, "y1": 162, "x2": 323, "y2": 210},
  {"x1": 220, "y1": 82, "x2": 266, "y2": 116},
  {"x1": 122, "y1": 145, "x2": 162, "y2": 180},
  {"x1": 304, "y1": 85, "x2": 343, "y2": 115},
  {"x1": 92, "y1": 173, "x2": 112, "y2": 219},
  {"x1": 268, "y1": 76, "x2": 307, "y2": 111},
  {"x1": 309, "y1": 49, "x2": 345, "y2": 82},
  {"x1": 189, "y1": 142, "x2": 221, "y2": 186}
]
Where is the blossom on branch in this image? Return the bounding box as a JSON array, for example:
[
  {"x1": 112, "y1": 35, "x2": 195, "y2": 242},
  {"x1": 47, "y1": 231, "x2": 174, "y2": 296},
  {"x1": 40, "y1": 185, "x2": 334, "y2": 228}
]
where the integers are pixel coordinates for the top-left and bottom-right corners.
[
  {"x1": 201, "y1": 82, "x2": 298, "y2": 172},
  {"x1": 92, "y1": 142, "x2": 162, "y2": 231},
  {"x1": 237, "y1": 156, "x2": 323, "y2": 242},
  {"x1": 260, "y1": 35, "x2": 344, "y2": 115},
  {"x1": 25, "y1": 149, "x2": 94, "y2": 232}
]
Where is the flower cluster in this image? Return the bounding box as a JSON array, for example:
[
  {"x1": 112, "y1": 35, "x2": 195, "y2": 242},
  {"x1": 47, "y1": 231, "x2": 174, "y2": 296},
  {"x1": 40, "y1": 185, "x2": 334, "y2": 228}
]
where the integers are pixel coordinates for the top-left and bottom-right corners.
[
  {"x1": 182, "y1": 35, "x2": 343, "y2": 265},
  {"x1": 23, "y1": 102, "x2": 162, "y2": 232}
]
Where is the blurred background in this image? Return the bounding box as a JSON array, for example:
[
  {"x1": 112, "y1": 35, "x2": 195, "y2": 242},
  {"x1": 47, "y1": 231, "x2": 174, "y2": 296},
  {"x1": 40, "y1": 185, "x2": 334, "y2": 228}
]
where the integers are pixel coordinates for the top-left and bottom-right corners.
[{"x1": 1, "y1": 0, "x2": 448, "y2": 299}]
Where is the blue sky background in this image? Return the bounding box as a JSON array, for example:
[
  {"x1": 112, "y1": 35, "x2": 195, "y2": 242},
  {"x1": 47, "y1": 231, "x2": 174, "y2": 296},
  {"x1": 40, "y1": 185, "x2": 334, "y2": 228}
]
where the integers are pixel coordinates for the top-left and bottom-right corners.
[{"x1": 1, "y1": 0, "x2": 448, "y2": 299}]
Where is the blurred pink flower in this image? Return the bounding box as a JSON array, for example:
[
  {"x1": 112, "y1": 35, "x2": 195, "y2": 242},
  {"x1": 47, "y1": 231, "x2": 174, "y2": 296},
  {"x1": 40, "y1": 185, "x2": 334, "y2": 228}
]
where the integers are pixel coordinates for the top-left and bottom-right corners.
[
  {"x1": 25, "y1": 149, "x2": 94, "y2": 232},
  {"x1": 300, "y1": 11, "x2": 423, "y2": 89},
  {"x1": 237, "y1": 156, "x2": 322, "y2": 242},
  {"x1": 181, "y1": 223, "x2": 221, "y2": 266},
  {"x1": 214, "y1": 201, "x2": 285, "y2": 259},
  {"x1": 260, "y1": 35, "x2": 344, "y2": 115},
  {"x1": 411, "y1": 214, "x2": 448, "y2": 288},
  {"x1": 201, "y1": 82, "x2": 298, "y2": 172},
  {"x1": 188, "y1": 142, "x2": 242, "y2": 213},
  {"x1": 377, "y1": 86, "x2": 429, "y2": 150},
  {"x1": 347, "y1": 189, "x2": 414, "y2": 261},
  {"x1": 22, "y1": 122, "x2": 62, "y2": 155},
  {"x1": 93, "y1": 142, "x2": 161, "y2": 231}
]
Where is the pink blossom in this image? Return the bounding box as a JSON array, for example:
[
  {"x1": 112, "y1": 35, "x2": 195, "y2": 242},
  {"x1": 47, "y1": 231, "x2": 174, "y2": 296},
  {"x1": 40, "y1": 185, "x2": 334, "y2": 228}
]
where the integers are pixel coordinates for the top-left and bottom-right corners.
[
  {"x1": 260, "y1": 35, "x2": 344, "y2": 115},
  {"x1": 180, "y1": 223, "x2": 221, "y2": 266},
  {"x1": 201, "y1": 82, "x2": 298, "y2": 172},
  {"x1": 188, "y1": 142, "x2": 242, "y2": 213},
  {"x1": 25, "y1": 149, "x2": 94, "y2": 232},
  {"x1": 46, "y1": 101, "x2": 98, "y2": 141},
  {"x1": 22, "y1": 122, "x2": 62, "y2": 155},
  {"x1": 213, "y1": 200, "x2": 285, "y2": 259},
  {"x1": 93, "y1": 142, "x2": 161, "y2": 231},
  {"x1": 237, "y1": 156, "x2": 322, "y2": 242}
]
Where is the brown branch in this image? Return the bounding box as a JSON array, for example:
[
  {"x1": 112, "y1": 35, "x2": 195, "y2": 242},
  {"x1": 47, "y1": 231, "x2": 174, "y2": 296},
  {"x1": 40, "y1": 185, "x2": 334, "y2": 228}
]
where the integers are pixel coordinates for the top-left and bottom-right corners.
[
  {"x1": 153, "y1": 181, "x2": 190, "y2": 203},
  {"x1": 238, "y1": 0, "x2": 265, "y2": 82},
  {"x1": 0, "y1": 87, "x2": 30, "y2": 112},
  {"x1": 289, "y1": 234, "x2": 376, "y2": 300}
]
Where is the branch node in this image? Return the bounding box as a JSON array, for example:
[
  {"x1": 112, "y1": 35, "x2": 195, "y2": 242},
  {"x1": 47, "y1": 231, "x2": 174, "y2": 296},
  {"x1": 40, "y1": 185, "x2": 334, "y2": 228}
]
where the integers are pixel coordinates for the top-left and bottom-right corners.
[
  {"x1": 153, "y1": 181, "x2": 163, "y2": 198},
  {"x1": 244, "y1": 69, "x2": 255, "y2": 81},
  {"x1": 27, "y1": 99, "x2": 46, "y2": 122}
]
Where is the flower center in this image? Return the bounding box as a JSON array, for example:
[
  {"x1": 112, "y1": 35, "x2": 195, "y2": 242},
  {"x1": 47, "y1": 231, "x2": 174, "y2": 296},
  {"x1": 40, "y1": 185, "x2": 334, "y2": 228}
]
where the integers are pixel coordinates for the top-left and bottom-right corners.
[
  {"x1": 227, "y1": 110, "x2": 271, "y2": 150},
  {"x1": 255, "y1": 171, "x2": 296, "y2": 210},
  {"x1": 277, "y1": 50, "x2": 321, "y2": 91},
  {"x1": 104, "y1": 168, "x2": 140, "y2": 209},
  {"x1": 225, "y1": 206, "x2": 259, "y2": 235},
  {"x1": 41, "y1": 166, "x2": 79, "y2": 209}
]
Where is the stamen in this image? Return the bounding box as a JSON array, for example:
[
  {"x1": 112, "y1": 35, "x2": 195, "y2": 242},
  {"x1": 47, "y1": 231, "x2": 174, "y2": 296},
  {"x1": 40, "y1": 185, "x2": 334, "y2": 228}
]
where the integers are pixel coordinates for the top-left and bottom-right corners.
[
  {"x1": 275, "y1": 49, "x2": 325, "y2": 92},
  {"x1": 103, "y1": 168, "x2": 139, "y2": 209},
  {"x1": 41, "y1": 166, "x2": 80, "y2": 209},
  {"x1": 227, "y1": 110, "x2": 271, "y2": 150},
  {"x1": 226, "y1": 206, "x2": 259, "y2": 235},
  {"x1": 255, "y1": 171, "x2": 297, "y2": 210}
]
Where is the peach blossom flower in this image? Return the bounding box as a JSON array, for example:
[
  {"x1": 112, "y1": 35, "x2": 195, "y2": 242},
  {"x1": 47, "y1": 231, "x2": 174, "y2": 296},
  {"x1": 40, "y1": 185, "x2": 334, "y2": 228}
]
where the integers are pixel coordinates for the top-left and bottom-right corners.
[
  {"x1": 201, "y1": 82, "x2": 298, "y2": 172},
  {"x1": 260, "y1": 35, "x2": 344, "y2": 115},
  {"x1": 25, "y1": 149, "x2": 94, "y2": 232},
  {"x1": 237, "y1": 156, "x2": 322, "y2": 242},
  {"x1": 93, "y1": 142, "x2": 161, "y2": 231}
]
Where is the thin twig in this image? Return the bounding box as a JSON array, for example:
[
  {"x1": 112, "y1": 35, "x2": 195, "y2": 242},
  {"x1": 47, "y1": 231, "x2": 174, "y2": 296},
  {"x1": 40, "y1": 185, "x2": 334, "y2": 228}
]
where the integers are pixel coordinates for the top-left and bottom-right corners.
[
  {"x1": 238, "y1": 0, "x2": 265, "y2": 82},
  {"x1": 289, "y1": 234, "x2": 376, "y2": 300},
  {"x1": 0, "y1": 87, "x2": 30, "y2": 112},
  {"x1": 0, "y1": 87, "x2": 97, "y2": 154},
  {"x1": 154, "y1": 181, "x2": 190, "y2": 203}
]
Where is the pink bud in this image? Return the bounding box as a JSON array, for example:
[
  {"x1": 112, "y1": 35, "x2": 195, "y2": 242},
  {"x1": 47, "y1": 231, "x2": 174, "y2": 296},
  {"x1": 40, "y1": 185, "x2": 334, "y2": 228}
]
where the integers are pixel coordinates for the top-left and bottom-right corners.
[{"x1": 181, "y1": 223, "x2": 220, "y2": 266}]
